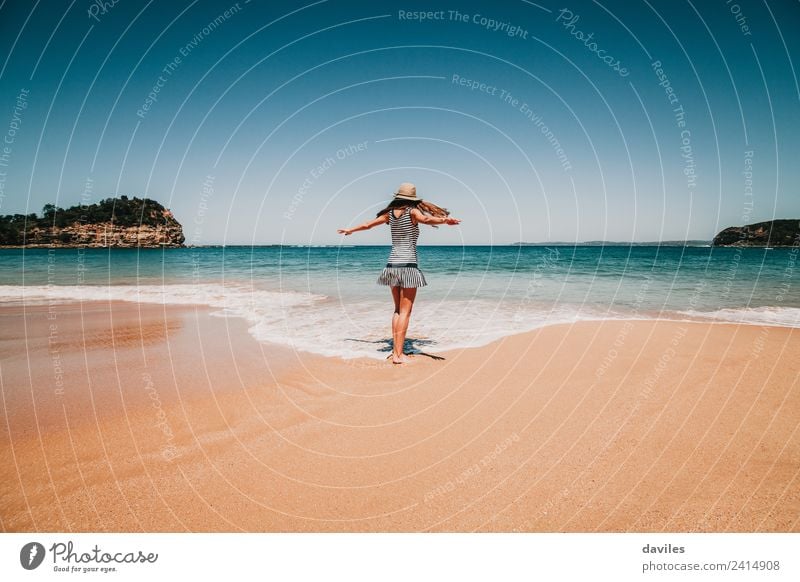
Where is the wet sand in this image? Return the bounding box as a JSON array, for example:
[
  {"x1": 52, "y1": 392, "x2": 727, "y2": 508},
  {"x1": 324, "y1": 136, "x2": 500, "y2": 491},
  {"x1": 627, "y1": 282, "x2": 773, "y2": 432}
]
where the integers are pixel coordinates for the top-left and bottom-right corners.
[{"x1": 1, "y1": 301, "x2": 798, "y2": 532}]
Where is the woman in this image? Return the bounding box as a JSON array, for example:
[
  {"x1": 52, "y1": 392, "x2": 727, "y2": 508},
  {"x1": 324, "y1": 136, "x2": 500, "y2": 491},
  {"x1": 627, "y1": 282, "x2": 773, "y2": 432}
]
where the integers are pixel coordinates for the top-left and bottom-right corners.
[{"x1": 337, "y1": 183, "x2": 461, "y2": 364}]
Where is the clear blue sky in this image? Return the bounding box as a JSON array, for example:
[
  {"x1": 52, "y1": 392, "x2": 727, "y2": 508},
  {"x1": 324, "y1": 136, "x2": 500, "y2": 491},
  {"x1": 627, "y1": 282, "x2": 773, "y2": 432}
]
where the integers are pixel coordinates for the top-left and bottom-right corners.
[{"x1": 1, "y1": 0, "x2": 798, "y2": 244}]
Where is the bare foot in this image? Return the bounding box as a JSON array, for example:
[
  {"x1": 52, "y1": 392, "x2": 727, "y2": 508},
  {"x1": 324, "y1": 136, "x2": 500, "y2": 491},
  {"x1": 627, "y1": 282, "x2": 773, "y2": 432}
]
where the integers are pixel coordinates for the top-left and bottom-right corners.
[{"x1": 392, "y1": 353, "x2": 412, "y2": 364}]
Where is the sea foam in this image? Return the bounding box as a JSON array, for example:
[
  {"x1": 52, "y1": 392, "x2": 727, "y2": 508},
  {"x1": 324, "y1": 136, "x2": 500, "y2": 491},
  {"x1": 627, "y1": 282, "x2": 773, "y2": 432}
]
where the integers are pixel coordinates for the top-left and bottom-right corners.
[
  {"x1": 678, "y1": 306, "x2": 800, "y2": 328},
  {"x1": 0, "y1": 283, "x2": 611, "y2": 359}
]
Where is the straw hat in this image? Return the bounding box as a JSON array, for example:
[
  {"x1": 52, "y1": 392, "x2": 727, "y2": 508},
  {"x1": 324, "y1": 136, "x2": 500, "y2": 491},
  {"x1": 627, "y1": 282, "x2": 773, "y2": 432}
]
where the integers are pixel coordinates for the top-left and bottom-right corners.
[{"x1": 393, "y1": 182, "x2": 418, "y2": 201}]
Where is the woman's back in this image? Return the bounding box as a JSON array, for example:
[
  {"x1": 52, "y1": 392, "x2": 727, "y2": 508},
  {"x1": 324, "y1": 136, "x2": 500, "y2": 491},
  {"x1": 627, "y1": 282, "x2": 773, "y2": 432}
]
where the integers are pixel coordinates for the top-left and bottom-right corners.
[{"x1": 387, "y1": 206, "x2": 419, "y2": 265}]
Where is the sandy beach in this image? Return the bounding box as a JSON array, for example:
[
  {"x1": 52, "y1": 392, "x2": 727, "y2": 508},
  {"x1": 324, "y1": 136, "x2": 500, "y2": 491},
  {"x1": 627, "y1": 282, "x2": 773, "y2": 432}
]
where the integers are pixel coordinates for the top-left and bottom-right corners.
[{"x1": 1, "y1": 300, "x2": 798, "y2": 532}]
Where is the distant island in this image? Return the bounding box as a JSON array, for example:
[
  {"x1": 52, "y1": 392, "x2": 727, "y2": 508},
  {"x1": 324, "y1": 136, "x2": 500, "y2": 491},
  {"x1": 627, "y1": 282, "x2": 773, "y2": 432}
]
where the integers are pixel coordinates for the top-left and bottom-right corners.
[
  {"x1": 511, "y1": 240, "x2": 711, "y2": 247},
  {"x1": 0, "y1": 197, "x2": 185, "y2": 248},
  {"x1": 712, "y1": 219, "x2": 800, "y2": 247}
]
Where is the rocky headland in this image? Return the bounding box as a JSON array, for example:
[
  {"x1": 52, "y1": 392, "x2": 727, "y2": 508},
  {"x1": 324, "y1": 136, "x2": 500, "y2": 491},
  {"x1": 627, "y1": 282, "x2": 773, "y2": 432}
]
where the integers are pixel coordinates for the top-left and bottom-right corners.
[{"x1": 0, "y1": 197, "x2": 185, "y2": 248}]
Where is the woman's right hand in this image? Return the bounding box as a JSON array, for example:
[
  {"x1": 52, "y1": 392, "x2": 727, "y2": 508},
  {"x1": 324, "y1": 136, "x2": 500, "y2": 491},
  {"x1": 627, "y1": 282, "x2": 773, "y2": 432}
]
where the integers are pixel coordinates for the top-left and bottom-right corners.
[
  {"x1": 444, "y1": 217, "x2": 461, "y2": 225},
  {"x1": 337, "y1": 228, "x2": 353, "y2": 235}
]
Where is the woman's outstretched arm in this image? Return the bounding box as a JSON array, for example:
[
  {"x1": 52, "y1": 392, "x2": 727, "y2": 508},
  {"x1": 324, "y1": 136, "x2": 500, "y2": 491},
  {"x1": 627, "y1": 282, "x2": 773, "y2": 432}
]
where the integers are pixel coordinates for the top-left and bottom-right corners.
[
  {"x1": 337, "y1": 213, "x2": 389, "y2": 236},
  {"x1": 410, "y1": 208, "x2": 461, "y2": 226}
]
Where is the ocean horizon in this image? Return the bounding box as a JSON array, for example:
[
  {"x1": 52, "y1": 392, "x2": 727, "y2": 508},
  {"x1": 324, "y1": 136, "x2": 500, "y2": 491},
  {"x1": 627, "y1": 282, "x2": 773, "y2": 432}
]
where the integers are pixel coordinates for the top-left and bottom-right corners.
[{"x1": 1, "y1": 245, "x2": 797, "y2": 359}]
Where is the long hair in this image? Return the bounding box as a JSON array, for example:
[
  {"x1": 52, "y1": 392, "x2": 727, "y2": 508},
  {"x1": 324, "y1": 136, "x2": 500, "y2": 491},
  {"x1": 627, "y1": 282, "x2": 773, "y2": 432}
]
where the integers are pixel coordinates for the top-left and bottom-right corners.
[{"x1": 375, "y1": 199, "x2": 450, "y2": 222}]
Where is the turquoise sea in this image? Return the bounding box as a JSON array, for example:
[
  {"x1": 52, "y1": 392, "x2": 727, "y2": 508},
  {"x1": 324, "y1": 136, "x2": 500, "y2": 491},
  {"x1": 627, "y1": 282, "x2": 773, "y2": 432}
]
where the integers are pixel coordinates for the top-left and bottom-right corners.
[{"x1": 0, "y1": 245, "x2": 797, "y2": 358}]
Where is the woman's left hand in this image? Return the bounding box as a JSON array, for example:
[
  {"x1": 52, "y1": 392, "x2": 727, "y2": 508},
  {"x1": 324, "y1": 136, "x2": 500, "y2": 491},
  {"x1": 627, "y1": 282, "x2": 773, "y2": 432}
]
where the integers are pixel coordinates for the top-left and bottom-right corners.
[{"x1": 337, "y1": 228, "x2": 353, "y2": 235}]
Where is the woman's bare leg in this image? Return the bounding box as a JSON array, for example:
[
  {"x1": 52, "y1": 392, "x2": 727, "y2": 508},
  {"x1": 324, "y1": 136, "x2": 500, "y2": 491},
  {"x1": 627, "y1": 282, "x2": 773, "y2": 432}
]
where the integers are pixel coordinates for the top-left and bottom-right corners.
[
  {"x1": 390, "y1": 286, "x2": 401, "y2": 357},
  {"x1": 393, "y1": 287, "x2": 417, "y2": 364}
]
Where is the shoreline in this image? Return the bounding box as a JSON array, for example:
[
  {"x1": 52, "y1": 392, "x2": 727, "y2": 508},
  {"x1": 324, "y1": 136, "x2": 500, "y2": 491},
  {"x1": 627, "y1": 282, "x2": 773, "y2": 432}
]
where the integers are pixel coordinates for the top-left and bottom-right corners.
[
  {"x1": 0, "y1": 295, "x2": 798, "y2": 362},
  {"x1": 1, "y1": 300, "x2": 798, "y2": 532}
]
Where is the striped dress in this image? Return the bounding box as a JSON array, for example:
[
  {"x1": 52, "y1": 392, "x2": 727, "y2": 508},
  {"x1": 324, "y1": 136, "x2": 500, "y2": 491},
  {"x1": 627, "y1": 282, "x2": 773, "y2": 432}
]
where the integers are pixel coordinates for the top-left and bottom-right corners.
[{"x1": 376, "y1": 206, "x2": 428, "y2": 288}]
